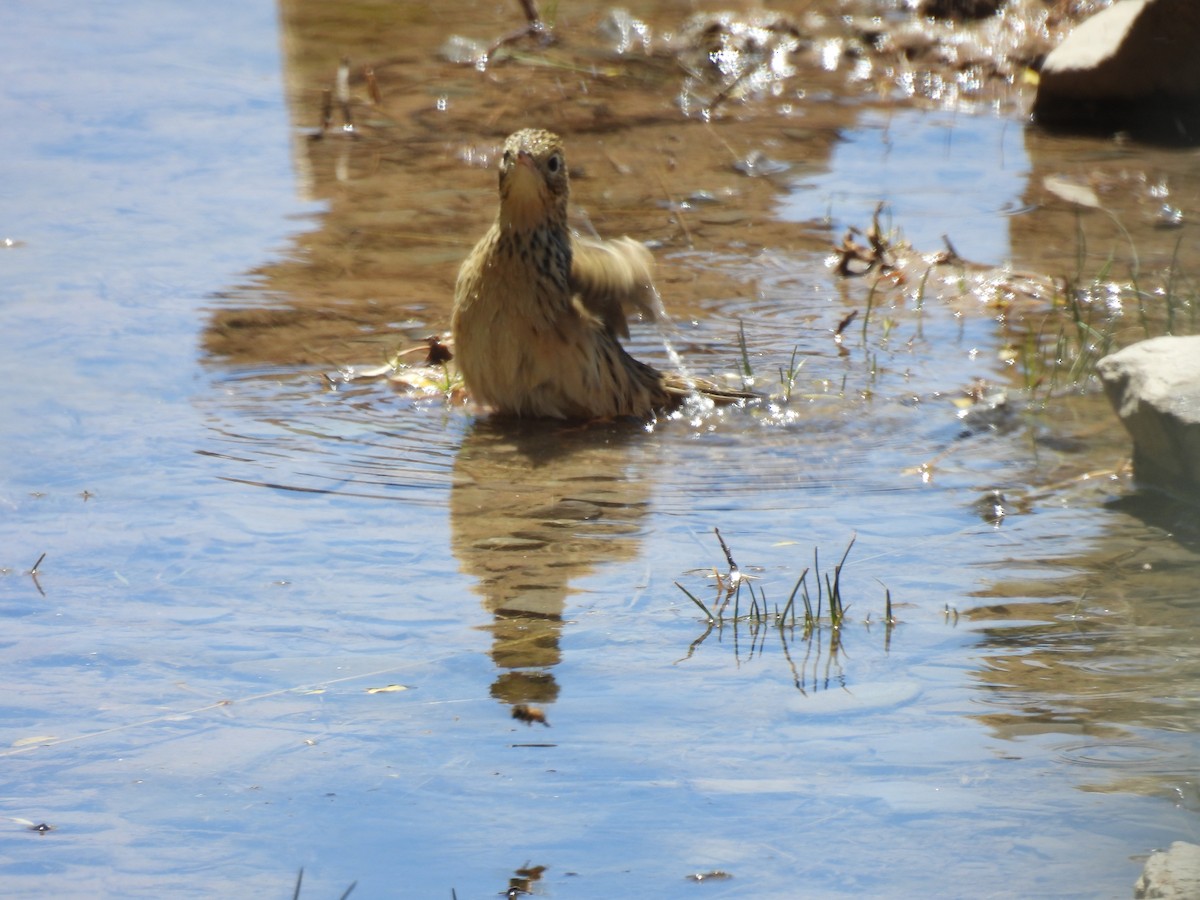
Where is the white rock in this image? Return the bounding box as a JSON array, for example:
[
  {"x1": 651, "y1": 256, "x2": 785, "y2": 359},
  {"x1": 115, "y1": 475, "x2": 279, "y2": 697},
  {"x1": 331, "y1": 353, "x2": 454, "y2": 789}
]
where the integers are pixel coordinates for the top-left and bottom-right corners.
[
  {"x1": 1033, "y1": 0, "x2": 1200, "y2": 134},
  {"x1": 1134, "y1": 841, "x2": 1200, "y2": 899},
  {"x1": 1096, "y1": 336, "x2": 1200, "y2": 496}
]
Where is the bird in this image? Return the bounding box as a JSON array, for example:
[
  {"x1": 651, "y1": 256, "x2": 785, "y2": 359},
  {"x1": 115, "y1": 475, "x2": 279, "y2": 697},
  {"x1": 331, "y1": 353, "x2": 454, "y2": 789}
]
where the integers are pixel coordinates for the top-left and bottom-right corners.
[{"x1": 451, "y1": 128, "x2": 754, "y2": 420}]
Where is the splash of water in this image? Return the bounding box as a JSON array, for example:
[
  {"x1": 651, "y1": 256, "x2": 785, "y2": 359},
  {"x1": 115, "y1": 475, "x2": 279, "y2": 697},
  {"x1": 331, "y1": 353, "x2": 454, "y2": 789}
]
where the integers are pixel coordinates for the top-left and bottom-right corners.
[{"x1": 645, "y1": 284, "x2": 729, "y2": 426}]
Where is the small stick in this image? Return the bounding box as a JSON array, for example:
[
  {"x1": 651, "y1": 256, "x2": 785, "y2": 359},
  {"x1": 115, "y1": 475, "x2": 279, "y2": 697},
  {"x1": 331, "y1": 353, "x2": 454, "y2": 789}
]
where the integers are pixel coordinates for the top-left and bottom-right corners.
[
  {"x1": 336, "y1": 57, "x2": 354, "y2": 131},
  {"x1": 364, "y1": 66, "x2": 381, "y2": 105},
  {"x1": 485, "y1": 0, "x2": 553, "y2": 61},
  {"x1": 834, "y1": 310, "x2": 857, "y2": 337},
  {"x1": 713, "y1": 527, "x2": 738, "y2": 579},
  {"x1": 29, "y1": 552, "x2": 46, "y2": 597},
  {"x1": 706, "y1": 64, "x2": 755, "y2": 114},
  {"x1": 517, "y1": 0, "x2": 541, "y2": 27},
  {"x1": 941, "y1": 233, "x2": 960, "y2": 262}
]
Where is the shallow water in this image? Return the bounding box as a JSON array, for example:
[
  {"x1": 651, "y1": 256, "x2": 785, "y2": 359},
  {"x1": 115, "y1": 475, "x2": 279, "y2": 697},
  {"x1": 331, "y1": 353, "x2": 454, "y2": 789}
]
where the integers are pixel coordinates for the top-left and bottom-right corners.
[{"x1": 3, "y1": 1, "x2": 1199, "y2": 898}]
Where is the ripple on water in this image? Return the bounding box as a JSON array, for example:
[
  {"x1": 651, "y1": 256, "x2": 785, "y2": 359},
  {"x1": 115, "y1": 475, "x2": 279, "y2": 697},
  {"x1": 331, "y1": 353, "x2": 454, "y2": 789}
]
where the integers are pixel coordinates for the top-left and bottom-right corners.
[
  {"x1": 1053, "y1": 739, "x2": 1193, "y2": 773},
  {"x1": 645, "y1": 394, "x2": 937, "y2": 519},
  {"x1": 200, "y1": 361, "x2": 938, "y2": 535},
  {"x1": 199, "y1": 368, "x2": 464, "y2": 505}
]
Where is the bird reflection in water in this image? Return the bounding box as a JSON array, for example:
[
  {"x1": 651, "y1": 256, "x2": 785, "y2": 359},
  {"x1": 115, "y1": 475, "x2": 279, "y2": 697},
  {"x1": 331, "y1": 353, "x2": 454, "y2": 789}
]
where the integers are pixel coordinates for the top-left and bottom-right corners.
[{"x1": 450, "y1": 418, "x2": 651, "y2": 715}]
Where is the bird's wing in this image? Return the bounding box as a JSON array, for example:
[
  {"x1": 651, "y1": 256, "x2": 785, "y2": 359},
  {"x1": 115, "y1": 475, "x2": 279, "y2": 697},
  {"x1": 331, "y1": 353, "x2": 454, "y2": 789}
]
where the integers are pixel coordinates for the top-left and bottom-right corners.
[
  {"x1": 662, "y1": 373, "x2": 759, "y2": 405},
  {"x1": 570, "y1": 235, "x2": 659, "y2": 339}
]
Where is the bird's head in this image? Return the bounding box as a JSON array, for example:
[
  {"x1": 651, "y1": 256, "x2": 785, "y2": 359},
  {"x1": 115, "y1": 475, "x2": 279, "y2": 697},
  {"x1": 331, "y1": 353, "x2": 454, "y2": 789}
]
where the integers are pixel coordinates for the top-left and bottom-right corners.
[{"x1": 497, "y1": 128, "x2": 569, "y2": 231}]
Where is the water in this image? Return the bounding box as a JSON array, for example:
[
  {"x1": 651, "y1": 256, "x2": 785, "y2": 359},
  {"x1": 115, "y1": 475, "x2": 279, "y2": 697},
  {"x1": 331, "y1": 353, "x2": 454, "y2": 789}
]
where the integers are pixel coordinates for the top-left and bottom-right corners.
[
  {"x1": 2, "y1": 1, "x2": 1199, "y2": 897},
  {"x1": 788, "y1": 108, "x2": 1029, "y2": 263}
]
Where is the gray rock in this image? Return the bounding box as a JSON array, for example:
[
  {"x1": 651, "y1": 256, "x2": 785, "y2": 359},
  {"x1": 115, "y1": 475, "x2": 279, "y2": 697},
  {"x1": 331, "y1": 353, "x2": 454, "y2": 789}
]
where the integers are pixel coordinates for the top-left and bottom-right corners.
[
  {"x1": 1033, "y1": 0, "x2": 1200, "y2": 140},
  {"x1": 1096, "y1": 336, "x2": 1200, "y2": 497},
  {"x1": 1134, "y1": 841, "x2": 1200, "y2": 899}
]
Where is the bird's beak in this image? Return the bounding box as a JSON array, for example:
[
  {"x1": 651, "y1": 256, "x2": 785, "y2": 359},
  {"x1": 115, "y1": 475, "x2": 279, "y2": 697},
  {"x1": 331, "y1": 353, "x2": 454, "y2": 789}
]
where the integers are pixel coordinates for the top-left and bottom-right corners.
[
  {"x1": 507, "y1": 150, "x2": 543, "y2": 202},
  {"x1": 499, "y1": 145, "x2": 550, "y2": 230}
]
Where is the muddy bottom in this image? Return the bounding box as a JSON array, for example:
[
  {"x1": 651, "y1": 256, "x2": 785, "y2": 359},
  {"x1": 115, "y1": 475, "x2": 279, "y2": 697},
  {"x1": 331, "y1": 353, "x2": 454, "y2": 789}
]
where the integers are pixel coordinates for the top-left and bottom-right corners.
[{"x1": 2, "y1": 1, "x2": 1199, "y2": 898}]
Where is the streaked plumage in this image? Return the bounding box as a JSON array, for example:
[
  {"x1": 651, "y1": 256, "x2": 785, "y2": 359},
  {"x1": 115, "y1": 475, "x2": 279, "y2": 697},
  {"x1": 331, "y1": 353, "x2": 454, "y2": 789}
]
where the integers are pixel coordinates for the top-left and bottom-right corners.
[{"x1": 452, "y1": 128, "x2": 749, "y2": 419}]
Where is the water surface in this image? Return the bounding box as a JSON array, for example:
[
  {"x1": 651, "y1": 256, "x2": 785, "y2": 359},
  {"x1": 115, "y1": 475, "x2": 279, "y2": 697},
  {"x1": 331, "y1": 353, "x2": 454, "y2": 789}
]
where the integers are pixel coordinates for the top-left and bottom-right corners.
[{"x1": 2, "y1": 1, "x2": 1198, "y2": 898}]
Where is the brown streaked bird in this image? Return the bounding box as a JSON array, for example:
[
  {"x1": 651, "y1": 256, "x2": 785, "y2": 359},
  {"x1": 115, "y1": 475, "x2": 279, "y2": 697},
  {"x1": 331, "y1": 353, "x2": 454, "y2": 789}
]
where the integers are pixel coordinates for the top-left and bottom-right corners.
[{"x1": 451, "y1": 128, "x2": 753, "y2": 420}]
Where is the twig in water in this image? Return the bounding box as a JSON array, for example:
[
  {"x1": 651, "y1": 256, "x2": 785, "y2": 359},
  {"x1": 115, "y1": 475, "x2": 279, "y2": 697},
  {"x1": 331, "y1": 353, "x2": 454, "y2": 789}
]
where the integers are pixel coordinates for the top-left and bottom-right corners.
[
  {"x1": 940, "y1": 233, "x2": 961, "y2": 264},
  {"x1": 713, "y1": 527, "x2": 739, "y2": 582},
  {"x1": 29, "y1": 552, "x2": 46, "y2": 597},
  {"x1": 364, "y1": 66, "x2": 381, "y2": 105},
  {"x1": 485, "y1": 0, "x2": 554, "y2": 62},
  {"x1": 866, "y1": 202, "x2": 893, "y2": 268},
  {"x1": 336, "y1": 57, "x2": 354, "y2": 132},
  {"x1": 517, "y1": 0, "x2": 542, "y2": 27},
  {"x1": 834, "y1": 310, "x2": 857, "y2": 339}
]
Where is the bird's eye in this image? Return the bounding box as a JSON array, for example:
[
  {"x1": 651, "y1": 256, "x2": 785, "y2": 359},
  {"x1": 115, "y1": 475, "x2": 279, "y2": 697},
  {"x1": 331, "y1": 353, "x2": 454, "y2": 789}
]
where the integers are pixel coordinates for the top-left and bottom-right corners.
[
  {"x1": 502, "y1": 149, "x2": 513, "y2": 166},
  {"x1": 546, "y1": 153, "x2": 561, "y2": 174}
]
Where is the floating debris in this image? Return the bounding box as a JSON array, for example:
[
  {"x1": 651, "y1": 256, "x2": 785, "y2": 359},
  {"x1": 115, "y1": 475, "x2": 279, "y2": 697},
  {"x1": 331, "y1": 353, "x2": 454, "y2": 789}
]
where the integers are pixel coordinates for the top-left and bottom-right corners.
[
  {"x1": 365, "y1": 684, "x2": 411, "y2": 694},
  {"x1": 685, "y1": 870, "x2": 733, "y2": 882}
]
